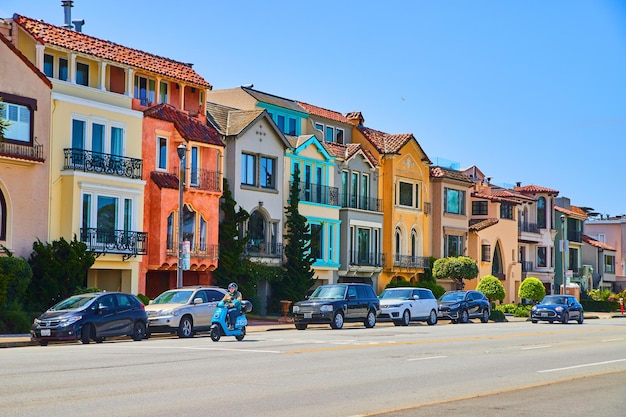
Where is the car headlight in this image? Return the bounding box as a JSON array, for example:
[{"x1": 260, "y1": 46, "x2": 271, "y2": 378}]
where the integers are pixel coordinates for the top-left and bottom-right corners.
[
  {"x1": 292, "y1": 306, "x2": 300, "y2": 313},
  {"x1": 555, "y1": 307, "x2": 563, "y2": 312},
  {"x1": 59, "y1": 316, "x2": 82, "y2": 327},
  {"x1": 320, "y1": 305, "x2": 333, "y2": 313},
  {"x1": 386, "y1": 304, "x2": 402, "y2": 308},
  {"x1": 531, "y1": 306, "x2": 537, "y2": 311}
]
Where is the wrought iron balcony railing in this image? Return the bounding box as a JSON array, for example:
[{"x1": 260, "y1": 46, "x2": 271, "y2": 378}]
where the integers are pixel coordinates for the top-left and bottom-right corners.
[
  {"x1": 392, "y1": 255, "x2": 431, "y2": 269},
  {"x1": 340, "y1": 194, "x2": 382, "y2": 212},
  {"x1": 0, "y1": 142, "x2": 44, "y2": 161},
  {"x1": 291, "y1": 181, "x2": 339, "y2": 206},
  {"x1": 64, "y1": 148, "x2": 143, "y2": 179},
  {"x1": 349, "y1": 251, "x2": 383, "y2": 267},
  {"x1": 518, "y1": 221, "x2": 540, "y2": 234},
  {"x1": 521, "y1": 261, "x2": 534, "y2": 272},
  {"x1": 244, "y1": 242, "x2": 283, "y2": 259},
  {"x1": 80, "y1": 228, "x2": 147, "y2": 260}
]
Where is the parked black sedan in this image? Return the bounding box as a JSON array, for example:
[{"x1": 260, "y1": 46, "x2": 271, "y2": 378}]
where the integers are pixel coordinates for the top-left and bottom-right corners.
[
  {"x1": 531, "y1": 295, "x2": 584, "y2": 324},
  {"x1": 437, "y1": 290, "x2": 490, "y2": 323},
  {"x1": 31, "y1": 292, "x2": 148, "y2": 346}
]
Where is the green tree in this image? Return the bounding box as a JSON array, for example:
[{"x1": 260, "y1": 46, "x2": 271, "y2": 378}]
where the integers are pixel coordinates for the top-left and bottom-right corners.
[
  {"x1": 432, "y1": 256, "x2": 478, "y2": 290},
  {"x1": 518, "y1": 277, "x2": 546, "y2": 303},
  {"x1": 274, "y1": 165, "x2": 317, "y2": 303},
  {"x1": 213, "y1": 179, "x2": 253, "y2": 295},
  {"x1": 476, "y1": 275, "x2": 506, "y2": 303},
  {"x1": 26, "y1": 237, "x2": 96, "y2": 312}
]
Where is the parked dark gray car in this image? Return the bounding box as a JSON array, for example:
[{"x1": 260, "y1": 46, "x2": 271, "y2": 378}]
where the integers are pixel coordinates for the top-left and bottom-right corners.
[
  {"x1": 437, "y1": 290, "x2": 490, "y2": 323},
  {"x1": 292, "y1": 283, "x2": 380, "y2": 330}
]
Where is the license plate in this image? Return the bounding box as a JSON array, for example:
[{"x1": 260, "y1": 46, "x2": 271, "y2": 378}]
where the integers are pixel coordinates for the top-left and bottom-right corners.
[
  {"x1": 540, "y1": 312, "x2": 548, "y2": 317},
  {"x1": 304, "y1": 312, "x2": 312, "y2": 319},
  {"x1": 41, "y1": 329, "x2": 51, "y2": 336}
]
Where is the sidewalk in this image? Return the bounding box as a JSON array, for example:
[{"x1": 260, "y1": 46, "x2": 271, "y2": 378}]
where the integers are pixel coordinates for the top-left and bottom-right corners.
[{"x1": 2, "y1": 313, "x2": 622, "y2": 348}]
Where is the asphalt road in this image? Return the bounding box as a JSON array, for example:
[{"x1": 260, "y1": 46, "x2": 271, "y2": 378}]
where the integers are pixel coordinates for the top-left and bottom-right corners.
[{"x1": 1, "y1": 319, "x2": 625, "y2": 417}]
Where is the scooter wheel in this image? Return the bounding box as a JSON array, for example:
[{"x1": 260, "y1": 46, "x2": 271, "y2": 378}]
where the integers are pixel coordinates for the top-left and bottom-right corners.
[
  {"x1": 210, "y1": 325, "x2": 221, "y2": 342},
  {"x1": 235, "y1": 326, "x2": 246, "y2": 341}
]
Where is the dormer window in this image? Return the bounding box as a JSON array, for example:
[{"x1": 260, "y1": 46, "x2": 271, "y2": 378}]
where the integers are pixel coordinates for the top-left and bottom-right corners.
[
  {"x1": 76, "y1": 62, "x2": 89, "y2": 86},
  {"x1": 134, "y1": 75, "x2": 156, "y2": 106}
]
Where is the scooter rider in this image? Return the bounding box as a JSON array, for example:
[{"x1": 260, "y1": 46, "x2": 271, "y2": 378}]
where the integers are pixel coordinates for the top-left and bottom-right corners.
[{"x1": 221, "y1": 283, "x2": 242, "y2": 330}]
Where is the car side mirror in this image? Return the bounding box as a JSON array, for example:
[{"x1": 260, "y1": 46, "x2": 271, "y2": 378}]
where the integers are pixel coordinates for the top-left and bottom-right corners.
[
  {"x1": 98, "y1": 304, "x2": 109, "y2": 313},
  {"x1": 193, "y1": 297, "x2": 203, "y2": 305},
  {"x1": 348, "y1": 294, "x2": 356, "y2": 300},
  {"x1": 412, "y1": 295, "x2": 419, "y2": 300}
]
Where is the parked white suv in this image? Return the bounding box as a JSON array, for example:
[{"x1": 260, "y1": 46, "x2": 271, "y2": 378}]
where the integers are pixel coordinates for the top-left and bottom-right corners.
[
  {"x1": 145, "y1": 286, "x2": 226, "y2": 337},
  {"x1": 378, "y1": 287, "x2": 438, "y2": 326}
]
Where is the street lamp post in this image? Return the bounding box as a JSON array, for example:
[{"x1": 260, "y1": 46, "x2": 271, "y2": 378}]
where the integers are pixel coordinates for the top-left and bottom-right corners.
[
  {"x1": 598, "y1": 248, "x2": 604, "y2": 292},
  {"x1": 176, "y1": 144, "x2": 186, "y2": 289},
  {"x1": 560, "y1": 214, "x2": 566, "y2": 295}
]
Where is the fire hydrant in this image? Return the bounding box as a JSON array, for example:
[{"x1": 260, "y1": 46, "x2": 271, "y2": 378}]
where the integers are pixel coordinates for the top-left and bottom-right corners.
[{"x1": 620, "y1": 298, "x2": 624, "y2": 315}]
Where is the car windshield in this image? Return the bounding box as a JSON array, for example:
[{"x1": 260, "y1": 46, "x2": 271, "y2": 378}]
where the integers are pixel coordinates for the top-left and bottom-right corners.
[
  {"x1": 152, "y1": 290, "x2": 194, "y2": 305},
  {"x1": 49, "y1": 294, "x2": 98, "y2": 311},
  {"x1": 309, "y1": 285, "x2": 347, "y2": 300},
  {"x1": 439, "y1": 292, "x2": 465, "y2": 302},
  {"x1": 380, "y1": 289, "x2": 412, "y2": 300},
  {"x1": 541, "y1": 296, "x2": 567, "y2": 305}
]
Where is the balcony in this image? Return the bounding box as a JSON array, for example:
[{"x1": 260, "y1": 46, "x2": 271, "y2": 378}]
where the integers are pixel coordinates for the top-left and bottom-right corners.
[
  {"x1": 292, "y1": 181, "x2": 339, "y2": 206},
  {"x1": 349, "y1": 251, "x2": 383, "y2": 267},
  {"x1": 340, "y1": 194, "x2": 382, "y2": 212},
  {"x1": 244, "y1": 242, "x2": 283, "y2": 259},
  {"x1": 0, "y1": 141, "x2": 44, "y2": 162},
  {"x1": 392, "y1": 255, "x2": 431, "y2": 269},
  {"x1": 80, "y1": 228, "x2": 147, "y2": 260},
  {"x1": 518, "y1": 221, "x2": 540, "y2": 234},
  {"x1": 521, "y1": 261, "x2": 534, "y2": 272},
  {"x1": 174, "y1": 166, "x2": 221, "y2": 192},
  {"x1": 166, "y1": 243, "x2": 219, "y2": 259},
  {"x1": 567, "y1": 230, "x2": 582, "y2": 243},
  {"x1": 64, "y1": 149, "x2": 142, "y2": 179}
]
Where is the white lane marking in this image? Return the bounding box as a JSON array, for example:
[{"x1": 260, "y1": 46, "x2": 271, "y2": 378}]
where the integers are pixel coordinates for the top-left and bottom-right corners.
[
  {"x1": 521, "y1": 345, "x2": 551, "y2": 350},
  {"x1": 407, "y1": 356, "x2": 447, "y2": 361},
  {"x1": 538, "y1": 358, "x2": 626, "y2": 373},
  {"x1": 602, "y1": 338, "x2": 624, "y2": 342}
]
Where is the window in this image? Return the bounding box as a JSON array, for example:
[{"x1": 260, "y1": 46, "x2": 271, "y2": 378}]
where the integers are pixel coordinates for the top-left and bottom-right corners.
[
  {"x1": 260, "y1": 156, "x2": 275, "y2": 189},
  {"x1": 71, "y1": 116, "x2": 126, "y2": 156},
  {"x1": 183, "y1": 205, "x2": 197, "y2": 251},
  {"x1": 248, "y1": 210, "x2": 266, "y2": 252},
  {"x1": 134, "y1": 75, "x2": 156, "y2": 106},
  {"x1": 341, "y1": 171, "x2": 348, "y2": 207},
  {"x1": 190, "y1": 146, "x2": 199, "y2": 186},
  {"x1": 199, "y1": 216, "x2": 207, "y2": 251},
  {"x1": 76, "y1": 62, "x2": 89, "y2": 86},
  {"x1": 288, "y1": 118, "x2": 296, "y2": 136},
  {"x1": 481, "y1": 244, "x2": 491, "y2": 262},
  {"x1": 568, "y1": 247, "x2": 579, "y2": 273},
  {"x1": 605, "y1": 254, "x2": 615, "y2": 274},
  {"x1": 445, "y1": 235, "x2": 464, "y2": 257},
  {"x1": 157, "y1": 137, "x2": 167, "y2": 170},
  {"x1": 43, "y1": 54, "x2": 54, "y2": 77},
  {"x1": 537, "y1": 247, "x2": 547, "y2": 267},
  {"x1": 326, "y1": 126, "x2": 333, "y2": 142},
  {"x1": 59, "y1": 58, "x2": 68, "y2": 81},
  {"x1": 311, "y1": 223, "x2": 323, "y2": 260},
  {"x1": 350, "y1": 172, "x2": 358, "y2": 208},
  {"x1": 357, "y1": 228, "x2": 371, "y2": 264},
  {"x1": 472, "y1": 201, "x2": 488, "y2": 215},
  {"x1": 166, "y1": 213, "x2": 174, "y2": 250},
  {"x1": 159, "y1": 81, "x2": 168, "y2": 104},
  {"x1": 277, "y1": 115, "x2": 285, "y2": 132},
  {"x1": 537, "y1": 197, "x2": 546, "y2": 229},
  {"x1": 360, "y1": 174, "x2": 369, "y2": 209},
  {"x1": 0, "y1": 100, "x2": 32, "y2": 143},
  {"x1": 500, "y1": 203, "x2": 514, "y2": 220},
  {"x1": 336, "y1": 128, "x2": 344, "y2": 144},
  {"x1": 397, "y1": 180, "x2": 420, "y2": 208},
  {"x1": 444, "y1": 188, "x2": 465, "y2": 215},
  {"x1": 241, "y1": 153, "x2": 256, "y2": 186},
  {"x1": 395, "y1": 227, "x2": 402, "y2": 261},
  {"x1": 82, "y1": 192, "x2": 135, "y2": 235},
  {"x1": 315, "y1": 123, "x2": 323, "y2": 132}
]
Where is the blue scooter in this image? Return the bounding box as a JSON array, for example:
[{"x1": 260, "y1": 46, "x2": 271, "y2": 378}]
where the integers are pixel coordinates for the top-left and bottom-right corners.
[{"x1": 209, "y1": 300, "x2": 252, "y2": 342}]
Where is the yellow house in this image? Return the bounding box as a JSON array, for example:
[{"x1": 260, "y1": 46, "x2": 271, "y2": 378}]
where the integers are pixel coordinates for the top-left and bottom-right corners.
[
  {"x1": 349, "y1": 113, "x2": 432, "y2": 292},
  {"x1": 5, "y1": 14, "x2": 210, "y2": 294}
]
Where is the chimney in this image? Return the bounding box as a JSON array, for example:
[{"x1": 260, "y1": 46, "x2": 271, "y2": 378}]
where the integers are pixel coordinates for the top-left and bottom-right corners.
[
  {"x1": 62, "y1": 1, "x2": 73, "y2": 29},
  {"x1": 516, "y1": 181, "x2": 521, "y2": 187},
  {"x1": 72, "y1": 19, "x2": 85, "y2": 32}
]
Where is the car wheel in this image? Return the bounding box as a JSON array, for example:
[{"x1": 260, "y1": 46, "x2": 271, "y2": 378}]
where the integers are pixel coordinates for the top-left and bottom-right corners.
[
  {"x1": 209, "y1": 324, "x2": 221, "y2": 342},
  {"x1": 81, "y1": 324, "x2": 92, "y2": 344},
  {"x1": 451, "y1": 319, "x2": 458, "y2": 324},
  {"x1": 235, "y1": 326, "x2": 246, "y2": 341},
  {"x1": 95, "y1": 337, "x2": 105, "y2": 343},
  {"x1": 39, "y1": 341, "x2": 48, "y2": 346},
  {"x1": 531, "y1": 319, "x2": 538, "y2": 323},
  {"x1": 177, "y1": 315, "x2": 193, "y2": 338},
  {"x1": 295, "y1": 323, "x2": 308, "y2": 330},
  {"x1": 364, "y1": 309, "x2": 377, "y2": 328},
  {"x1": 480, "y1": 308, "x2": 490, "y2": 323},
  {"x1": 330, "y1": 311, "x2": 344, "y2": 329},
  {"x1": 400, "y1": 310, "x2": 410, "y2": 326},
  {"x1": 132, "y1": 321, "x2": 146, "y2": 341},
  {"x1": 427, "y1": 310, "x2": 438, "y2": 325},
  {"x1": 561, "y1": 312, "x2": 569, "y2": 324},
  {"x1": 578, "y1": 312, "x2": 584, "y2": 324},
  {"x1": 460, "y1": 309, "x2": 469, "y2": 324}
]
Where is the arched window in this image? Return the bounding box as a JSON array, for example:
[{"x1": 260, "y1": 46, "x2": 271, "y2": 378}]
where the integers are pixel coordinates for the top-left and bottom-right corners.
[
  {"x1": 537, "y1": 197, "x2": 546, "y2": 229},
  {"x1": 411, "y1": 231, "x2": 417, "y2": 261},
  {"x1": 248, "y1": 210, "x2": 266, "y2": 252},
  {"x1": 182, "y1": 205, "x2": 196, "y2": 250},
  {"x1": 166, "y1": 213, "x2": 174, "y2": 250},
  {"x1": 0, "y1": 189, "x2": 6, "y2": 241},
  {"x1": 395, "y1": 227, "x2": 402, "y2": 263},
  {"x1": 492, "y1": 241, "x2": 503, "y2": 278}
]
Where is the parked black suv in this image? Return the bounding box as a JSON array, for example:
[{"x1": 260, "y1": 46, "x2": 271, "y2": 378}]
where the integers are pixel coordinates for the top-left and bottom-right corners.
[
  {"x1": 437, "y1": 290, "x2": 490, "y2": 323},
  {"x1": 292, "y1": 283, "x2": 380, "y2": 330}
]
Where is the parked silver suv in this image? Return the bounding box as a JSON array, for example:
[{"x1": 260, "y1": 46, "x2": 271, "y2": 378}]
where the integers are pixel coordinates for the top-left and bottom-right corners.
[{"x1": 145, "y1": 286, "x2": 226, "y2": 338}]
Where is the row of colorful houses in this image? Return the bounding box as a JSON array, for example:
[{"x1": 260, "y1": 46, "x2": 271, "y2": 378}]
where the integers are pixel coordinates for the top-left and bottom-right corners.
[{"x1": 1, "y1": 10, "x2": 623, "y2": 313}]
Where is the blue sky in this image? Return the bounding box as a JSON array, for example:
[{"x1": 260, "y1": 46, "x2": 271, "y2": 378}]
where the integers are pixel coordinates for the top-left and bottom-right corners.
[{"x1": 3, "y1": 1, "x2": 625, "y2": 217}]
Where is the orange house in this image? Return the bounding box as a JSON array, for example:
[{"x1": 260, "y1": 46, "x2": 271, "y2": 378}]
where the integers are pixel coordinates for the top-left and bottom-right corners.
[{"x1": 140, "y1": 104, "x2": 224, "y2": 298}]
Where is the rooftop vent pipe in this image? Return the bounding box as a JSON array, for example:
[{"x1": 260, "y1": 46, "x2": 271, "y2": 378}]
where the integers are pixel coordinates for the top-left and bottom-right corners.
[{"x1": 61, "y1": 0, "x2": 73, "y2": 29}]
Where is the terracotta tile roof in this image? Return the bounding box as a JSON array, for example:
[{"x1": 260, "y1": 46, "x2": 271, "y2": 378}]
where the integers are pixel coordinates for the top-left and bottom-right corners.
[
  {"x1": 513, "y1": 184, "x2": 559, "y2": 195},
  {"x1": 296, "y1": 101, "x2": 350, "y2": 124},
  {"x1": 0, "y1": 32, "x2": 52, "y2": 88},
  {"x1": 323, "y1": 142, "x2": 379, "y2": 167},
  {"x1": 555, "y1": 205, "x2": 589, "y2": 219},
  {"x1": 582, "y1": 235, "x2": 616, "y2": 251},
  {"x1": 13, "y1": 14, "x2": 211, "y2": 88},
  {"x1": 430, "y1": 166, "x2": 474, "y2": 184},
  {"x1": 469, "y1": 218, "x2": 499, "y2": 231},
  {"x1": 489, "y1": 188, "x2": 536, "y2": 202},
  {"x1": 150, "y1": 171, "x2": 178, "y2": 190},
  {"x1": 471, "y1": 191, "x2": 521, "y2": 205},
  {"x1": 144, "y1": 104, "x2": 224, "y2": 146},
  {"x1": 358, "y1": 126, "x2": 431, "y2": 164}
]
